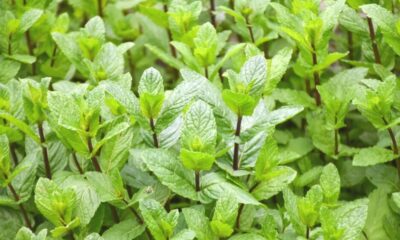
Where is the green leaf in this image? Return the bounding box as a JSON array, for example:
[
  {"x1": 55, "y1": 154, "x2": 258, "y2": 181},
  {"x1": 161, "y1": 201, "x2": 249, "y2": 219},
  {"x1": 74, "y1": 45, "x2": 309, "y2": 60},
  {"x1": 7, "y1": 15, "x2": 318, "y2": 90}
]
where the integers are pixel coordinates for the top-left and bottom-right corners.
[
  {"x1": 209, "y1": 43, "x2": 246, "y2": 80},
  {"x1": 140, "y1": 93, "x2": 165, "y2": 119},
  {"x1": 145, "y1": 44, "x2": 185, "y2": 69},
  {"x1": 0, "y1": 208, "x2": 24, "y2": 239},
  {"x1": 239, "y1": 55, "x2": 267, "y2": 97},
  {"x1": 222, "y1": 90, "x2": 257, "y2": 116},
  {"x1": 6, "y1": 55, "x2": 36, "y2": 64},
  {"x1": 139, "y1": 149, "x2": 198, "y2": 201},
  {"x1": 361, "y1": 4, "x2": 396, "y2": 34},
  {"x1": 265, "y1": 105, "x2": 304, "y2": 126},
  {"x1": 312, "y1": 52, "x2": 348, "y2": 72},
  {"x1": 180, "y1": 100, "x2": 217, "y2": 170},
  {"x1": 272, "y1": 88, "x2": 316, "y2": 109},
  {"x1": 182, "y1": 208, "x2": 217, "y2": 240},
  {"x1": 210, "y1": 193, "x2": 238, "y2": 238},
  {"x1": 91, "y1": 122, "x2": 130, "y2": 158},
  {"x1": 102, "y1": 219, "x2": 145, "y2": 240},
  {"x1": 34, "y1": 178, "x2": 78, "y2": 227},
  {"x1": 17, "y1": 9, "x2": 43, "y2": 34},
  {"x1": 51, "y1": 32, "x2": 87, "y2": 75},
  {"x1": 15, "y1": 227, "x2": 47, "y2": 240},
  {"x1": 320, "y1": 163, "x2": 340, "y2": 204},
  {"x1": 0, "y1": 111, "x2": 40, "y2": 144},
  {"x1": 297, "y1": 185, "x2": 324, "y2": 227},
  {"x1": 200, "y1": 173, "x2": 259, "y2": 205},
  {"x1": 170, "y1": 230, "x2": 196, "y2": 240},
  {"x1": 251, "y1": 166, "x2": 297, "y2": 201},
  {"x1": 85, "y1": 170, "x2": 126, "y2": 204},
  {"x1": 139, "y1": 199, "x2": 179, "y2": 240},
  {"x1": 60, "y1": 175, "x2": 101, "y2": 225},
  {"x1": 363, "y1": 188, "x2": 392, "y2": 240},
  {"x1": 138, "y1": 67, "x2": 164, "y2": 95},
  {"x1": 264, "y1": 47, "x2": 293, "y2": 95},
  {"x1": 353, "y1": 146, "x2": 396, "y2": 167},
  {"x1": 0, "y1": 135, "x2": 11, "y2": 182},
  {"x1": 193, "y1": 23, "x2": 218, "y2": 67}
]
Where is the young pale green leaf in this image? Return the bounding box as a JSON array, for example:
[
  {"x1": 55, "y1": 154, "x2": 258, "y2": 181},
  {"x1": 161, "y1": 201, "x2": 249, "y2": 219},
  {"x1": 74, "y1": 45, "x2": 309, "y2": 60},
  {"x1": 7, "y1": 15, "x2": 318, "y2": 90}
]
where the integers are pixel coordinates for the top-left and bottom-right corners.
[
  {"x1": 283, "y1": 188, "x2": 307, "y2": 236},
  {"x1": 353, "y1": 146, "x2": 396, "y2": 167},
  {"x1": 222, "y1": 90, "x2": 257, "y2": 116},
  {"x1": 139, "y1": 199, "x2": 179, "y2": 240},
  {"x1": 34, "y1": 178, "x2": 78, "y2": 227},
  {"x1": 193, "y1": 23, "x2": 218, "y2": 67},
  {"x1": 297, "y1": 185, "x2": 324, "y2": 227},
  {"x1": 15, "y1": 227, "x2": 47, "y2": 240},
  {"x1": 210, "y1": 193, "x2": 238, "y2": 238},
  {"x1": 180, "y1": 100, "x2": 217, "y2": 170},
  {"x1": 320, "y1": 163, "x2": 340, "y2": 204}
]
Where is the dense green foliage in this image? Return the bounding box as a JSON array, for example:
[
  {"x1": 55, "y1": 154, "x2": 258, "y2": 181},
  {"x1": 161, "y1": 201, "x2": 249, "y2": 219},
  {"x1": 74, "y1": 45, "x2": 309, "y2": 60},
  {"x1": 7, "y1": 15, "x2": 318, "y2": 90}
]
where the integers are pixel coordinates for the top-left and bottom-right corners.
[{"x1": 1, "y1": 0, "x2": 400, "y2": 239}]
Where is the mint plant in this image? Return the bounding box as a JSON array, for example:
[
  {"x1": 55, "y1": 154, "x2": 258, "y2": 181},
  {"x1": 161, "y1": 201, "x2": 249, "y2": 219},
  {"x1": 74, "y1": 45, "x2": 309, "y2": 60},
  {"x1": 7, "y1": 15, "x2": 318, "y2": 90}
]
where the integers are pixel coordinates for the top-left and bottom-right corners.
[{"x1": 2, "y1": 1, "x2": 400, "y2": 240}]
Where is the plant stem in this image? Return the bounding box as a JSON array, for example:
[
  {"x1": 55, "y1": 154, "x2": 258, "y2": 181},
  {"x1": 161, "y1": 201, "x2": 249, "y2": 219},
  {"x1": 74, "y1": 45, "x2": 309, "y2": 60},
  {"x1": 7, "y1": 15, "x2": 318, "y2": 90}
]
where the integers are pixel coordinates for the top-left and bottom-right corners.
[
  {"x1": 7, "y1": 182, "x2": 32, "y2": 229},
  {"x1": 195, "y1": 171, "x2": 200, "y2": 192},
  {"x1": 50, "y1": 45, "x2": 57, "y2": 67},
  {"x1": 122, "y1": 200, "x2": 153, "y2": 240},
  {"x1": 233, "y1": 115, "x2": 243, "y2": 170},
  {"x1": 304, "y1": 78, "x2": 311, "y2": 96},
  {"x1": 235, "y1": 181, "x2": 259, "y2": 228},
  {"x1": 72, "y1": 152, "x2": 84, "y2": 174},
  {"x1": 87, "y1": 135, "x2": 101, "y2": 172},
  {"x1": 229, "y1": 0, "x2": 234, "y2": 9},
  {"x1": 163, "y1": 4, "x2": 177, "y2": 58},
  {"x1": 311, "y1": 43, "x2": 321, "y2": 106},
  {"x1": 334, "y1": 116, "x2": 339, "y2": 156},
  {"x1": 245, "y1": 16, "x2": 255, "y2": 43},
  {"x1": 8, "y1": 34, "x2": 12, "y2": 55},
  {"x1": 38, "y1": 122, "x2": 52, "y2": 179},
  {"x1": 306, "y1": 226, "x2": 310, "y2": 239},
  {"x1": 204, "y1": 66, "x2": 209, "y2": 79},
  {"x1": 149, "y1": 118, "x2": 159, "y2": 148},
  {"x1": 334, "y1": 128, "x2": 339, "y2": 156},
  {"x1": 347, "y1": 31, "x2": 354, "y2": 60},
  {"x1": 263, "y1": 42, "x2": 269, "y2": 58},
  {"x1": 10, "y1": 143, "x2": 18, "y2": 166},
  {"x1": 209, "y1": 0, "x2": 217, "y2": 27},
  {"x1": 97, "y1": 0, "x2": 103, "y2": 17},
  {"x1": 383, "y1": 118, "x2": 400, "y2": 177},
  {"x1": 235, "y1": 203, "x2": 244, "y2": 229},
  {"x1": 25, "y1": 30, "x2": 36, "y2": 75},
  {"x1": 366, "y1": 17, "x2": 381, "y2": 64}
]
